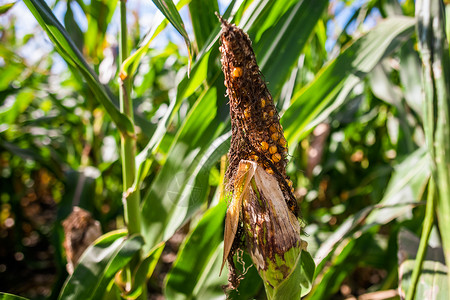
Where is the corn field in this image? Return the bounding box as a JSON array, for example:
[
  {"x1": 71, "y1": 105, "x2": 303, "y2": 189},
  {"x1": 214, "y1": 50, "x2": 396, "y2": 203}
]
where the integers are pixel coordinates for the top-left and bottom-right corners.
[{"x1": 0, "y1": 0, "x2": 449, "y2": 299}]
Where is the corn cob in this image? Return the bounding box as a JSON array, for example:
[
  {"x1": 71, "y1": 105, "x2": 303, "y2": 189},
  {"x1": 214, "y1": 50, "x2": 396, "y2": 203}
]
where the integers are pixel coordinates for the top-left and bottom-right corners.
[
  {"x1": 218, "y1": 16, "x2": 308, "y2": 298},
  {"x1": 218, "y1": 16, "x2": 297, "y2": 215}
]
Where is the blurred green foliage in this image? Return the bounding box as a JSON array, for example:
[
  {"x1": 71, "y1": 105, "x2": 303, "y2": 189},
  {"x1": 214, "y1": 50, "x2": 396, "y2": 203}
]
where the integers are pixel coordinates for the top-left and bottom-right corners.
[{"x1": 0, "y1": 0, "x2": 449, "y2": 299}]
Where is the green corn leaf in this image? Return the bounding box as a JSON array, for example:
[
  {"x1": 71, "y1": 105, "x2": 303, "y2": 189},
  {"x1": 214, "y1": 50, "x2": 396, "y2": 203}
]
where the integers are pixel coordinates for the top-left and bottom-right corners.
[
  {"x1": 58, "y1": 231, "x2": 144, "y2": 300},
  {"x1": 398, "y1": 229, "x2": 449, "y2": 300},
  {"x1": 0, "y1": 89, "x2": 34, "y2": 124},
  {"x1": 120, "y1": 0, "x2": 190, "y2": 81},
  {"x1": 0, "y1": 293, "x2": 28, "y2": 300},
  {"x1": 0, "y1": 2, "x2": 16, "y2": 15},
  {"x1": 0, "y1": 60, "x2": 23, "y2": 91},
  {"x1": 151, "y1": 0, "x2": 193, "y2": 73},
  {"x1": 188, "y1": 0, "x2": 219, "y2": 51},
  {"x1": 135, "y1": 50, "x2": 212, "y2": 177},
  {"x1": 22, "y1": 0, "x2": 134, "y2": 136},
  {"x1": 164, "y1": 201, "x2": 227, "y2": 299},
  {"x1": 307, "y1": 233, "x2": 377, "y2": 300},
  {"x1": 127, "y1": 242, "x2": 165, "y2": 299},
  {"x1": 282, "y1": 16, "x2": 416, "y2": 147},
  {"x1": 311, "y1": 147, "x2": 429, "y2": 273},
  {"x1": 84, "y1": 0, "x2": 117, "y2": 58},
  {"x1": 254, "y1": 0, "x2": 328, "y2": 97},
  {"x1": 416, "y1": 0, "x2": 450, "y2": 289},
  {"x1": 140, "y1": 129, "x2": 230, "y2": 251},
  {"x1": 365, "y1": 147, "x2": 430, "y2": 225}
]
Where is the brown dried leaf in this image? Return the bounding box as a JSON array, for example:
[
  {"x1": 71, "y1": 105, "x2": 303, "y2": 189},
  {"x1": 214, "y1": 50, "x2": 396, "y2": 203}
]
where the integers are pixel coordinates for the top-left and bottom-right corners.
[
  {"x1": 221, "y1": 160, "x2": 257, "y2": 275},
  {"x1": 62, "y1": 207, "x2": 102, "y2": 274}
]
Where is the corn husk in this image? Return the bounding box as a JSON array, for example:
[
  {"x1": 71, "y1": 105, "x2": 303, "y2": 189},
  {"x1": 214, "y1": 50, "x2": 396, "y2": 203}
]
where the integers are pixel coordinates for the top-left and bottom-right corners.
[{"x1": 222, "y1": 160, "x2": 310, "y2": 299}]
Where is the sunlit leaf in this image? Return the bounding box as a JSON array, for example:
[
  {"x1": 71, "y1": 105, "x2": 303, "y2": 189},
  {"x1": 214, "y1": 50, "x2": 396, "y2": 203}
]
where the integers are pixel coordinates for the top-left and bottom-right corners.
[
  {"x1": 254, "y1": 0, "x2": 328, "y2": 97},
  {"x1": 0, "y1": 89, "x2": 34, "y2": 124},
  {"x1": 416, "y1": 0, "x2": 450, "y2": 289},
  {"x1": 188, "y1": 0, "x2": 219, "y2": 51},
  {"x1": 22, "y1": 0, "x2": 134, "y2": 136},
  {"x1": 120, "y1": 0, "x2": 190, "y2": 80},
  {"x1": 0, "y1": 2, "x2": 15, "y2": 15},
  {"x1": 151, "y1": 0, "x2": 193, "y2": 73},
  {"x1": 282, "y1": 16, "x2": 416, "y2": 146}
]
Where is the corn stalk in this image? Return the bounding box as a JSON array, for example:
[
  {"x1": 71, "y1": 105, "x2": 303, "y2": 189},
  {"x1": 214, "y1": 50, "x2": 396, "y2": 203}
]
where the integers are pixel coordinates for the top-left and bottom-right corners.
[{"x1": 416, "y1": 0, "x2": 450, "y2": 291}]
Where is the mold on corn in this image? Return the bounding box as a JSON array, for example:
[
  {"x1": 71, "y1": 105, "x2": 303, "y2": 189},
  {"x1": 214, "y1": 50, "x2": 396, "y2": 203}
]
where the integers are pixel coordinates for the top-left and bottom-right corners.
[
  {"x1": 218, "y1": 15, "x2": 304, "y2": 291},
  {"x1": 218, "y1": 17, "x2": 296, "y2": 216}
]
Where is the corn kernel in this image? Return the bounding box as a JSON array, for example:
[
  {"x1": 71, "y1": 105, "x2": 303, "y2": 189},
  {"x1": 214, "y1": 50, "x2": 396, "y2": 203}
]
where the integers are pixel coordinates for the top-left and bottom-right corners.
[
  {"x1": 261, "y1": 141, "x2": 269, "y2": 151},
  {"x1": 250, "y1": 155, "x2": 259, "y2": 161},
  {"x1": 287, "y1": 179, "x2": 293, "y2": 187},
  {"x1": 271, "y1": 132, "x2": 279, "y2": 141},
  {"x1": 269, "y1": 146, "x2": 277, "y2": 154},
  {"x1": 269, "y1": 110, "x2": 274, "y2": 118},
  {"x1": 244, "y1": 108, "x2": 250, "y2": 118},
  {"x1": 272, "y1": 153, "x2": 281, "y2": 162},
  {"x1": 266, "y1": 168, "x2": 274, "y2": 175},
  {"x1": 232, "y1": 67, "x2": 243, "y2": 78},
  {"x1": 279, "y1": 137, "x2": 287, "y2": 147},
  {"x1": 269, "y1": 124, "x2": 277, "y2": 132},
  {"x1": 261, "y1": 98, "x2": 266, "y2": 108},
  {"x1": 291, "y1": 187, "x2": 295, "y2": 193}
]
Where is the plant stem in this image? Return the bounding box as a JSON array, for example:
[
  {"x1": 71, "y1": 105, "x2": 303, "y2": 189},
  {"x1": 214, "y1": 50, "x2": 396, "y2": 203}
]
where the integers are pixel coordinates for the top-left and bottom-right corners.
[
  {"x1": 119, "y1": 0, "x2": 143, "y2": 295},
  {"x1": 416, "y1": 0, "x2": 450, "y2": 290},
  {"x1": 119, "y1": 0, "x2": 141, "y2": 239},
  {"x1": 406, "y1": 178, "x2": 435, "y2": 300}
]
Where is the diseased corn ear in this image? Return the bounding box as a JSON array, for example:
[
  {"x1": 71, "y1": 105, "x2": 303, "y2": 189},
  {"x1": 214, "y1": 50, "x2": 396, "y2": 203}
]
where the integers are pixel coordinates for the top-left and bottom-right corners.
[
  {"x1": 217, "y1": 15, "x2": 312, "y2": 296},
  {"x1": 222, "y1": 160, "x2": 308, "y2": 297},
  {"x1": 218, "y1": 16, "x2": 298, "y2": 217},
  {"x1": 242, "y1": 162, "x2": 303, "y2": 286}
]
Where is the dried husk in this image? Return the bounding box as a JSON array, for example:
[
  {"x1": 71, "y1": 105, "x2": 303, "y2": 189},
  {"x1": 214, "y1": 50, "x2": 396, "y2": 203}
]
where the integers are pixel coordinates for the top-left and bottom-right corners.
[{"x1": 222, "y1": 160, "x2": 308, "y2": 299}]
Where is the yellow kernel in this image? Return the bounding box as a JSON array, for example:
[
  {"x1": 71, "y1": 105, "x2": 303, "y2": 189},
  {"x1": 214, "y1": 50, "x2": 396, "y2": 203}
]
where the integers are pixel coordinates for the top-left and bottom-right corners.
[
  {"x1": 271, "y1": 132, "x2": 279, "y2": 141},
  {"x1": 269, "y1": 110, "x2": 274, "y2": 118},
  {"x1": 261, "y1": 141, "x2": 269, "y2": 151},
  {"x1": 287, "y1": 179, "x2": 293, "y2": 187},
  {"x1": 263, "y1": 112, "x2": 268, "y2": 119},
  {"x1": 232, "y1": 67, "x2": 243, "y2": 78},
  {"x1": 279, "y1": 137, "x2": 287, "y2": 147},
  {"x1": 250, "y1": 155, "x2": 259, "y2": 161},
  {"x1": 291, "y1": 187, "x2": 295, "y2": 193},
  {"x1": 272, "y1": 153, "x2": 281, "y2": 162},
  {"x1": 244, "y1": 108, "x2": 250, "y2": 118},
  {"x1": 266, "y1": 168, "x2": 274, "y2": 175},
  {"x1": 261, "y1": 98, "x2": 266, "y2": 108},
  {"x1": 269, "y1": 124, "x2": 277, "y2": 132},
  {"x1": 269, "y1": 146, "x2": 277, "y2": 154}
]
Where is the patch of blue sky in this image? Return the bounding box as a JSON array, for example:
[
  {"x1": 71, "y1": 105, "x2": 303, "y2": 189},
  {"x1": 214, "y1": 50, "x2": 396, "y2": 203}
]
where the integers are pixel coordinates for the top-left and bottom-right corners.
[{"x1": 326, "y1": 0, "x2": 382, "y2": 53}]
